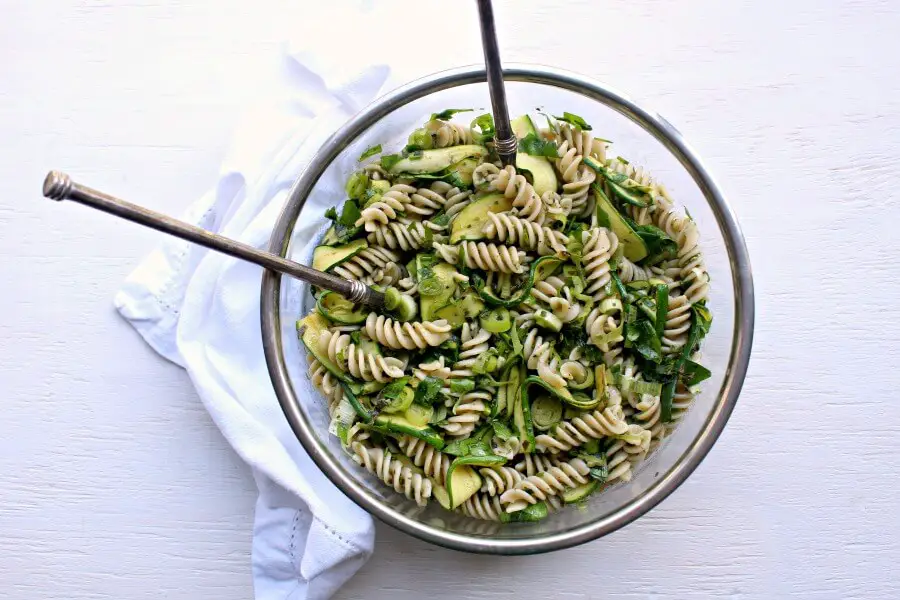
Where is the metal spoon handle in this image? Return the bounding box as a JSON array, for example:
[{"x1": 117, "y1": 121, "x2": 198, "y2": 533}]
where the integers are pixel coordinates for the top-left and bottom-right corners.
[
  {"x1": 476, "y1": 0, "x2": 516, "y2": 167},
  {"x1": 42, "y1": 170, "x2": 385, "y2": 310}
]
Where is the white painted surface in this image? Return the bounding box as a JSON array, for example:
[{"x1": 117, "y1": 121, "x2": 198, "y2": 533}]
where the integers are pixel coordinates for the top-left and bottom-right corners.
[{"x1": 2, "y1": 0, "x2": 899, "y2": 598}]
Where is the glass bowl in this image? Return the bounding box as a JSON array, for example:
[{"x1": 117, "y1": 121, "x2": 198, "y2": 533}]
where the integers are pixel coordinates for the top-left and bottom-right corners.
[{"x1": 260, "y1": 65, "x2": 754, "y2": 554}]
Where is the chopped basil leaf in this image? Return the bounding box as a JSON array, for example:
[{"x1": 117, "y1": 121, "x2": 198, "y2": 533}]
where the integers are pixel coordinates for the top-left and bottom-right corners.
[
  {"x1": 518, "y1": 132, "x2": 559, "y2": 158},
  {"x1": 379, "y1": 377, "x2": 409, "y2": 401},
  {"x1": 553, "y1": 111, "x2": 592, "y2": 131},
  {"x1": 358, "y1": 144, "x2": 382, "y2": 162},
  {"x1": 413, "y1": 376, "x2": 443, "y2": 406},
  {"x1": 431, "y1": 108, "x2": 474, "y2": 121},
  {"x1": 682, "y1": 359, "x2": 712, "y2": 386}
]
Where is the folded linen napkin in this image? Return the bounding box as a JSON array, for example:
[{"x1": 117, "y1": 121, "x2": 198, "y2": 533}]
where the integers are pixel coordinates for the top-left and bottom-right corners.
[{"x1": 114, "y1": 40, "x2": 391, "y2": 600}]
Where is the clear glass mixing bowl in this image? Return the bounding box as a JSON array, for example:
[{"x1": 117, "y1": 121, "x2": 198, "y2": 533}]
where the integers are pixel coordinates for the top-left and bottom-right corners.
[{"x1": 261, "y1": 65, "x2": 754, "y2": 554}]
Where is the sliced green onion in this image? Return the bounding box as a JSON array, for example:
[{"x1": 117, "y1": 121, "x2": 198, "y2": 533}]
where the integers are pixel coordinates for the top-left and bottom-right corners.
[{"x1": 481, "y1": 307, "x2": 511, "y2": 333}]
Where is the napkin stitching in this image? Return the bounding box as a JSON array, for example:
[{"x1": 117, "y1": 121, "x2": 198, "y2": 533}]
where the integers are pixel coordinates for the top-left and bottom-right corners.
[
  {"x1": 290, "y1": 509, "x2": 300, "y2": 566},
  {"x1": 316, "y1": 517, "x2": 359, "y2": 553}
]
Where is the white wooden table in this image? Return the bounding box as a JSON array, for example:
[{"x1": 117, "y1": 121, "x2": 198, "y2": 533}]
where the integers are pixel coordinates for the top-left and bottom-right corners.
[{"x1": 3, "y1": 1, "x2": 899, "y2": 598}]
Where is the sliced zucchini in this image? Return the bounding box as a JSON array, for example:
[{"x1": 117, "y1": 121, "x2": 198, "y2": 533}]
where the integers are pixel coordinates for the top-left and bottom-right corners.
[
  {"x1": 513, "y1": 364, "x2": 535, "y2": 453},
  {"x1": 449, "y1": 193, "x2": 512, "y2": 244},
  {"x1": 568, "y1": 365, "x2": 595, "y2": 390},
  {"x1": 339, "y1": 381, "x2": 373, "y2": 423},
  {"x1": 316, "y1": 291, "x2": 368, "y2": 325},
  {"x1": 372, "y1": 414, "x2": 444, "y2": 449},
  {"x1": 368, "y1": 179, "x2": 391, "y2": 194},
  {"x1": 312, "y1": 239, "x2": 368, "y2": 272},
  {"x1": 298, "y1": 313, "x2": 351, "y2": 383},
  {"x1": 534, "y1": 309, "x2": 562, "y2": 332},
  {"x1": 433, "y1": 464, "x2": 483, "y2": 510},
  {"x1": 434, "y1": 303, "x2": 466, "y2": 328},
  {"x1": 459, "y1": 293, "x2": 486, "y2": 319},
  {"x1": 582, "y1": 158, "x2": 647, "y2": 262},
  {"x1": 403, "y1": 403, "x2": 434, "y2": 428},
  {"x1": 495, "y1": 358, "x2": 522, "y2": 418},
  {"x1": 531, "y1": 394, "x2": 563, "y2": 431},
  {"x1": 511, "y1": 115, "x2": 558, "y2": 197},
  {"x1": 444, "y1": 157, "x2": 479, "y2": 188},
  {"x1": 419, "y1": 261, "x2": 458, "y2": 321},
  {"x1": 390, "y1": 145, "x2": 489, "y2": 176},
  {"x1": 562, "y1": 480, "x2": 599, "y2": 504},
  {"x1": 321, "y1": 225, "x2": 341, "y2": 246}
]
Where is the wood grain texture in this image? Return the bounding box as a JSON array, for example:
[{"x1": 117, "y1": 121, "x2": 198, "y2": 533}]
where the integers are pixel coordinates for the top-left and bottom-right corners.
[{"x1": 2, "y1": 0, "x2": 899, "y2": 598}]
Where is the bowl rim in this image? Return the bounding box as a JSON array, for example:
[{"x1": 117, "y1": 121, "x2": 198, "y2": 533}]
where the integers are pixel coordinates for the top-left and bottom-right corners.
[{"x1": 260, "y1": 63, "x2": 755, "y2": 554}]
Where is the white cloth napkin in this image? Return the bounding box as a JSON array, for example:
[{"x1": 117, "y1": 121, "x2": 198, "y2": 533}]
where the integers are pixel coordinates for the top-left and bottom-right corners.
[{"x1": 113, "y1": 40, "x2": 392, "y2": 600}]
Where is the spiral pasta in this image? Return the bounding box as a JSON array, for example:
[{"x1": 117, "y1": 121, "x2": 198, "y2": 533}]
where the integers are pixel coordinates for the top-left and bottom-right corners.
[
  {"x1": 396, "y1": 435, "x2": 450, "y2": 486},
  {"x1": 482, "y1": 212, "x2": 569, "y2": 255},
  {"x1": 364, "y1": 313, "x2": 452, "y2": 350},
  {"x1": 480, "y1": 466, "x2": 525, "y2": 496},
  {"x1": 581, "y1": 227, "x2": 618, "y2": 301},
  {"x1": 355, "y1": 183, "x2": 416, "y2": 231},
  {"x1": 307, "y1": 110, "x2": 713, "y2": 524},
  {"x1": 499, "y1": 458, "x2": 591, "y2": 512},
  {"x1": 433, "y1": 241, "x2": 527, "y2": 274},
  {"x1": 492, "y1": 165, "x2": 545, "y2": 222},
  {"x1": 522, "y1": 329, "x2": 566, "y2": 389},
  {"x1": 534, "y1": 403, "x2": 630, "y2": 453},
  {"x1": 367, "y1": 218, "x2": 431, "y2": 251},
  {"x1": 330, "y1": 246, "x2": 401, "y2": 281},
  {"x1": 350, "y1": 442, "x2": 432, "y2": 506},
  {"x1": 442, "y1": 390, "x2": 491, "y2": 438},
  {"x1": 423, "y1": 119, "x2": 474, "y2": 147},
  {"x1": 317, "y1": 328, "x2": 406, "y2": 382}
]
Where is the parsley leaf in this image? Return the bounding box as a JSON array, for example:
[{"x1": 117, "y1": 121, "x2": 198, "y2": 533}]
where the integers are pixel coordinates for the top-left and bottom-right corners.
[
  {"x1": 357, "y1": 144, "x2": 382, "y2": 162},
  {"x1": 430, "y1": 108, "x2": 474, "y2": 121},
  {"x1": 518, "y1": 132, "x2": 559, "y2": 158},
  {"x1": 553, "y1": 111, "x2": 592, "y2": 131},
  {"x1": 470, "y1": 113, "x2": 495, "y2": 143}
]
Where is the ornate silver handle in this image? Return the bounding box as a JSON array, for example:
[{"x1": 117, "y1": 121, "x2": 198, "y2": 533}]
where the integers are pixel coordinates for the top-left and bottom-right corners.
[{"x1": 42, "y1": 170, "x2": 385, "y2": 310}]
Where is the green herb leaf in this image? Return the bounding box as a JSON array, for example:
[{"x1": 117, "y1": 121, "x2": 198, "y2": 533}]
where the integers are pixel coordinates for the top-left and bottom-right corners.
[
  {"x1": 491, "y1": 420, "x2": 515, "y2": 441},
  {"x1": 632, "y1": 223, "x2": 677, "y2": 264},
  {"x1": 518, "y1": 132, "x2": 559, "y2": 158},
  {"x1": 380, "y1": 154, "x2": 402, "y2": 171},
  {"x1": 324, "y1": 206, "x2": 338, "y2": 221},
  {"x1": 654, "y1": 284, "x2": 669, "y2": 340},
  {"x1": 553, "y1": 111, "x2": 592, "y2": 131},
  {"x1": 449, "y1": 378, "x2": 475, "y2": 395},
  {"x1": 379, "y1": 377, "x2": 409, "y2": 401},
  {"x1": 682, "y1": 359, "x2": 712, "y2": 386},
  {"x1": 431, "y1": 108, "x2": 474, "y2": 121},
  {"x1": 413, "y1": 376, "x2": 443, "y2": 406},
  {"x1": 470, "y1": 113, "x2": 495, "y2": 143},
  {"x1": 337, "y1": 199, "x2": 361, "y2": 228},
  {"x1": 358, "y1": 144, "x2": 382, "y2": 162}
]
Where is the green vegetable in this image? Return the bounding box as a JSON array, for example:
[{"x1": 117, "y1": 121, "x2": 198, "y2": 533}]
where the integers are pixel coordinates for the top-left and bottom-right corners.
[
  {"x1": 682, "y1": 359, "x2": 712, "y2": 386},
  {"x1": 500, "y1": 501, "x2": 549, "y2": 522},
  {"x1": 561, "y1": 481, "x2": 599, "y2": 504},
  {"x1": 372, "y1": 413, "x2": 443, "y2": 449},
  {"x1": 339, "y1": 382, "x2": 372, "y2": 423},
  {"x1": 418, "y1": 277, "x2": 444, "y2": 296},
  {"x1": 531, "y1": 394, "x2": 563, "y2": 431},
  {"x1": 655, "y1": 284, "x2": 669, "y2": 339},
  {"x1": 380, "y1": 385, "x2": 414, "y2": 414},
  {"x1": 404, "y1": 403, "x2": 434, "y2": 428},
  {"x1": 345, "y1": 172, "x2": 369, "y2": 200},
  {"x1": 358, "y1": 144, "x2": 382, "y2": 162},
  {"x1": 481, "y1": 307, "x2": 511, "y2": 333},
  {"x1": 470, "y1": 113, "x2": 495, "y2": 143},
  {"x1": 449, "y1": 378, "x2": 475, "y2": 395},
  {"x1": 631, "y1": 222, "x2": 678, "y2": 264},
  {"x1": 316, "y1": 291, "x2": 369, "y2": 325},
  {"x1": 534, "y1": 309, "x2": 563, "y2": 332},
  {"x1": 413, "y1": 376, "x2": 444, "y2": 406},
  {"x1": 380, "y1": 154, "x2": 403, "y2": 171},
  {"x1": 660, "y1": 303, "x2": 713, "y2": 421},
  {"x1": 431, "y1": 108, "x2": 474, "y2": 121},
  {"x1": 518, "y1": 132, "x2": 559, "y2": 158},
  {"x1": 433, "y1": 463, "x2": 483, "y2": 510},
  {"x1": 478, "y1": 255, "x2": 562, "y2": 308},
  {"x1": 553, "y1": 111, "x2": 592, "y2": 131},
  {"x1": 322, "y1": 199, "x2": 363, "y2": 246}
]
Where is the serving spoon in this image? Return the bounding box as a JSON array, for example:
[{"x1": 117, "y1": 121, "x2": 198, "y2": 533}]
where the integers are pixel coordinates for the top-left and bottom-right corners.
[{"x1": 40, "y1": 0, "x2": 516, "y2": 309}]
